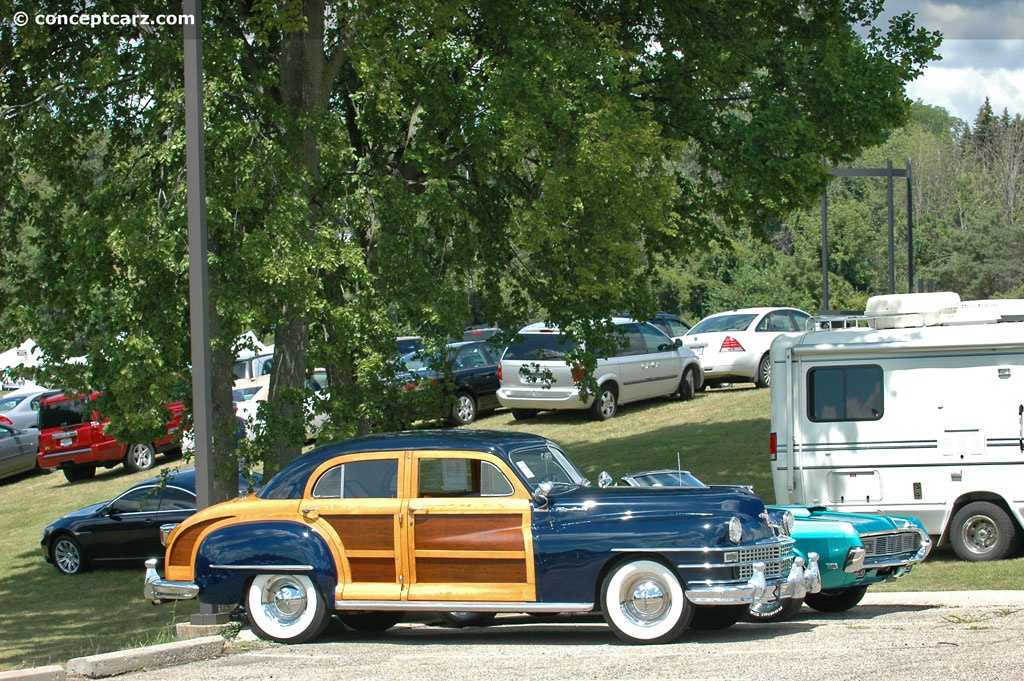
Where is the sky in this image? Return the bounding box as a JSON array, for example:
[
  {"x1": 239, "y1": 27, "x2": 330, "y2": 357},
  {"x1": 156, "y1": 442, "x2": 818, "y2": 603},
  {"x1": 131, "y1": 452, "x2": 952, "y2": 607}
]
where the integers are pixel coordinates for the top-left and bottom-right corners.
[{"x1": 876, "y1": 0, "x2": 1024, "y2": 124}]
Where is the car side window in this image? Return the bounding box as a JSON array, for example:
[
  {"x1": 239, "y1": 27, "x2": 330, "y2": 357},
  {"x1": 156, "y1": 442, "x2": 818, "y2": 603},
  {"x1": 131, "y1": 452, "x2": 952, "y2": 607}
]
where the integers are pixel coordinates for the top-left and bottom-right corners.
[
  {"x1": 160, "y1": 487, "x2": 197, "y2": 511},
  {"x1": 639, "y1": 324, "x2": 676, "y2": 353},
  {"x1": 312, "y1": 458, "x2": 399, "y2": 499},
  {"x1": 614, "y1": 323, "x2": 648, "y2": 357},
  {"x1": 417, "y1": 457, "x2": 514, "y2": 497},
  {"x1": 110, "y1": 487, "x2": 161, "y2": 513}
]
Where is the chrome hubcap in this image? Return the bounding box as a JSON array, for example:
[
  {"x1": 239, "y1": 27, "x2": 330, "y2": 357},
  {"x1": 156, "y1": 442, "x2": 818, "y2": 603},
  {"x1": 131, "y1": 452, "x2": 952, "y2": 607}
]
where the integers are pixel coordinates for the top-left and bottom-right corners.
[
  {"x1": 963, "y1": 515, "x2": 998, "y2": 553},
  {"x1": 621, "y1": 577, "x2": 669, "y2": 626},
  {"x1": 262, "y1": 578, "x2": 308, "y2": 624}
]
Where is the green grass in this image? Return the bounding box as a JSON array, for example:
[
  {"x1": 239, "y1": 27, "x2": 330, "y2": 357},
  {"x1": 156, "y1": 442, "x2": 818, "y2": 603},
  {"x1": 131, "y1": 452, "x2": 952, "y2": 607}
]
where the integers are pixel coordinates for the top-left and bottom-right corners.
[{"x1": 1, "y1": 386, "x2": 1020, "y2": 671}]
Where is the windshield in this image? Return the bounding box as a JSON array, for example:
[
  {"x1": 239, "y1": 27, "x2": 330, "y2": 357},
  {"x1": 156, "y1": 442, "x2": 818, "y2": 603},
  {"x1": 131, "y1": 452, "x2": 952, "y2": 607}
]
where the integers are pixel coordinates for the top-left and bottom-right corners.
[
  {"x1": 507, "y1": 442, "x2": 589, "y2": 490},
  {"x1": 688, "y1": 313, "x2": 758, "y2": 334}
]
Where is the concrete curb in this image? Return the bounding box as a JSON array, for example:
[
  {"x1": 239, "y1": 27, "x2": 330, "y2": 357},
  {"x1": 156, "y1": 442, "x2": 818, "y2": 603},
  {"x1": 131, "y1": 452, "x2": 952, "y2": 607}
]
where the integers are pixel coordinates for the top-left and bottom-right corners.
[
  {"x1": 64, "y1": 635, "x2": 225, "y2": 679},
  {"x1": 0, "y1": 666, "x2": 65, "y2": 681}
]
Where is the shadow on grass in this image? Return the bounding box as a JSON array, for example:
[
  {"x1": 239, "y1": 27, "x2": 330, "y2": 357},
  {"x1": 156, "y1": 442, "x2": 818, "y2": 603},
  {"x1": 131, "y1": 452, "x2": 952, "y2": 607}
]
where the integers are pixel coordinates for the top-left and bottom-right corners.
[{"x1": 0, "y1": 556, "x2": 198, "y2": 671}]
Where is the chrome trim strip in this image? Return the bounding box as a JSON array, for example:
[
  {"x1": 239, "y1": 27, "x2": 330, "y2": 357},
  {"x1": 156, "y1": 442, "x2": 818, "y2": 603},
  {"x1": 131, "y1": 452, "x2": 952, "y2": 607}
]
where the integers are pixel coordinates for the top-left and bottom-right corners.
[
  {"x1": 209, "y1": 564, "x2": 314, "y2": 571},
  {"x1": 331, "y1": 601, "x2": 592, "y2": 613}
]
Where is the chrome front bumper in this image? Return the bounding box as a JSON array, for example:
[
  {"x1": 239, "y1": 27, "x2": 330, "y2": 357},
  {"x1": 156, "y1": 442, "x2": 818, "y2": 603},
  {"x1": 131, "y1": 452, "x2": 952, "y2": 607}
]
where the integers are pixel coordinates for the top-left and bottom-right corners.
[
  {"x1": 144, "y1": 558, "x2": 199, "y2": 604},
  {"x1": 685, "y1": 552, "x2": 821, "y2": 606}
]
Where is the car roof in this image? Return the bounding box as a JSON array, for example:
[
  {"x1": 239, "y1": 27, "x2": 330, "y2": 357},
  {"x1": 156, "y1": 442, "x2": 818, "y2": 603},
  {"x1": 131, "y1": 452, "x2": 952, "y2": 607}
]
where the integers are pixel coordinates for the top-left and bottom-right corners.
[
  {"x1": 259, "y1": 429, "x2": 552, "y2": 499},
  {"x1": 516, "y1": 317, "x2": 643, "y2": 334},
  {"x1": 2, "y1": 384, "x2": 55, "y2": 399},
  {"x1": 700, "y1": 307, "x2": 805, "y2": 317}
]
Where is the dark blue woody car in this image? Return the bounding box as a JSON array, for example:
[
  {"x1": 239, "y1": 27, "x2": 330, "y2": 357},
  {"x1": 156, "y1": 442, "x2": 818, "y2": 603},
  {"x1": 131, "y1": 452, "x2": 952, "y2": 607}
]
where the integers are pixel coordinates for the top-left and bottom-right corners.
[{"x1": 144, "y1": 430, "x2": 820, "y2": 644}]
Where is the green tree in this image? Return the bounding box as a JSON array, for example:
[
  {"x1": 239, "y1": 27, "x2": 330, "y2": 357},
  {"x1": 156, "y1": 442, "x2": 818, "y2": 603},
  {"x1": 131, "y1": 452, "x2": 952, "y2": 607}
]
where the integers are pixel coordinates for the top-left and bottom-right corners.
[{"x1": 0, "y1": 1, "x2": 939, "y2": 496}]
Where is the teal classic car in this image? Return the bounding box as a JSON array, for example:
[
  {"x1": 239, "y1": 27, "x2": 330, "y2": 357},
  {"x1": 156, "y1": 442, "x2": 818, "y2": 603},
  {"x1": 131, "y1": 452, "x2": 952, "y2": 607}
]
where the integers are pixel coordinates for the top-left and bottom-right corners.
[{"x1": 622, "y1": 470, "x2": 932, "y2": 622}]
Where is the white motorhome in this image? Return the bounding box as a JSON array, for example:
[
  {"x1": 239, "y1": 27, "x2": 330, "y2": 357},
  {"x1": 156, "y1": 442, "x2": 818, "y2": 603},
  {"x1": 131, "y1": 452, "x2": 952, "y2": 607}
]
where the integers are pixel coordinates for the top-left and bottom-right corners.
[{"x1": 770, "y1": 292, "x2": 1024, "y2": 562}]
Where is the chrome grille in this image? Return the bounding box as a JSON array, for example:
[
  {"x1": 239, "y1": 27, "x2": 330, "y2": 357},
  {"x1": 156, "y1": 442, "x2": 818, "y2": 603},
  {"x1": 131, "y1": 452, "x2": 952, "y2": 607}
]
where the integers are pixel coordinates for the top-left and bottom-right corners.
[
  {"x1": 737, "y1": 544, "x2": 794, "y2": 579},
  {"x1": 861, "y1": 532, "x2": 921, "y2": 558}
]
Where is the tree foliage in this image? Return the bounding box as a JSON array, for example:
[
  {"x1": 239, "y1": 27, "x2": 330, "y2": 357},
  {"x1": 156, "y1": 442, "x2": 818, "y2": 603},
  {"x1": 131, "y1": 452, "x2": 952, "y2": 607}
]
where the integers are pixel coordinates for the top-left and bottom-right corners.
[{"x1": 0, "y1": 1, "x2": 939, "y2": 497}]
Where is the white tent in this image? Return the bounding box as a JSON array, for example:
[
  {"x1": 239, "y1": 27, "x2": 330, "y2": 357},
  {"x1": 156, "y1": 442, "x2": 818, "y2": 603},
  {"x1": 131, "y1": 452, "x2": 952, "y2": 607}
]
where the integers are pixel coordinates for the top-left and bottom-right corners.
[{"x1": 0, "y1": 339, "x2": 42, "y2": 370}]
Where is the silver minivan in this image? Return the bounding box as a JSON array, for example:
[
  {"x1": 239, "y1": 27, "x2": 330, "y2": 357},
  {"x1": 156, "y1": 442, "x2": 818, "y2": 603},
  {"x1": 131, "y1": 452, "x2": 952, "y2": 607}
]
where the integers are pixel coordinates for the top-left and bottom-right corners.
[{"x1": 496, "y1": 318, "x2": 703, "y2": 420}]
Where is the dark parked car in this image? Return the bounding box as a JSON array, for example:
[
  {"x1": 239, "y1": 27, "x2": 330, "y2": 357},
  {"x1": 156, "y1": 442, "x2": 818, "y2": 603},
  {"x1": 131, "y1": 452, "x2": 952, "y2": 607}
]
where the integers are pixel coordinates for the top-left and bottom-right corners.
[
  {"x1": 396, "y1": 341, "x2": 502, "y2": 425},
  {"x1": 42, "y1": 466, "x2": 261, "y2": 575},
  {"x1": 145, "y1": 430, "x2": 819, "y2": 645}
]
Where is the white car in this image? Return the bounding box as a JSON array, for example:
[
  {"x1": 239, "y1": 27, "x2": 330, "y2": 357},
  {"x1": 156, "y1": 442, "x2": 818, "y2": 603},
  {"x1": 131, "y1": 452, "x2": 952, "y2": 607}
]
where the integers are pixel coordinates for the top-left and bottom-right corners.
[
  {"x1": 0, "y1": 385, "x2": 61, "y2": 431},
  {"x1": 496, "y1": 317, "x2": 703, "y2": 420},
  {"x1": 682, "y1": 307, "x2": 810, "y2": 389},
  {"x1": 233, "y1": 369, "x2": 327, "y2": 441}
]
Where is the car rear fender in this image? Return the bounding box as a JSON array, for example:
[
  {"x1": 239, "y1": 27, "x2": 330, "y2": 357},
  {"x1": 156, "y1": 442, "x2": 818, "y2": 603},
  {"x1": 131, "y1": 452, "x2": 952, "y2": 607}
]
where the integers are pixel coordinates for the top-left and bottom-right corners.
[{"x1": 193, "y1": 520, "x2": 338, "y2": 607}]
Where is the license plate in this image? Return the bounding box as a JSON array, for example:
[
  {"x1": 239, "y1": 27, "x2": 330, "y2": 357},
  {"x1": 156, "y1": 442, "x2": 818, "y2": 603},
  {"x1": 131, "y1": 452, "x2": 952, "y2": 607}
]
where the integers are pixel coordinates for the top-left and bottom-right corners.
[
  {"x1": 60, "y1": 437, "x2": 72, "y2": 447},
  {"x1": 693, "y1": 347, "x2": 703, "y2": 355}
]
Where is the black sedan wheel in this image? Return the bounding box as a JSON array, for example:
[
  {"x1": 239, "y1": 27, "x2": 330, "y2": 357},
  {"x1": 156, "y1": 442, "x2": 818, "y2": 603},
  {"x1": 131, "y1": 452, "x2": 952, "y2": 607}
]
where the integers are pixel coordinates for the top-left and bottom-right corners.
[
  {"x1": 804, "y1": 586, "x2": 868, "y2": 613},
  {"x1": 449, "y1": 392, "x2": 478, "y2": 426},
  {"x1": 246, "y1": 574, "x2": 330, "y2": 643},
  {"x1": 51, "y1": 535, "x2": 87, "y2": 575}
]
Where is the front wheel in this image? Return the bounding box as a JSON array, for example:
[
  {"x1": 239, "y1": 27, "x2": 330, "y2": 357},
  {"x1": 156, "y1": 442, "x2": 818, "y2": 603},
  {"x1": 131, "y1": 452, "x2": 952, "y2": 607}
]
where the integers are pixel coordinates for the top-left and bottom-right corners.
[
  {"x1": 689, "y1": 605, "x2": 745, "y2": 630},
  {"x1": 123, "y1": 443, "x2": 156, "y2": 472},
  {"x1": 247, "y1": 574, "x2": 330, "y2": 643},
  {"x1": 745, "y1": 597, "x2": 804, "y2": 623},
  {"x1": 589, "y1": 383, "x2": 618, "y2": 421},
  {"x1": 600, "y1": 559, "x2": 691, "y2": 644},
  {"x1": 949, "y1": 501, "x2": 1022, "y2": 561},
  {"x1": 804, "y1": 586, "x2": 868, "y2": 613},
  {"x1": 676, "y1": 367, "x2": 696, "y2": 401},
  {"x1": 51, "y1": 535, "x2": 87, "y2": 575}
]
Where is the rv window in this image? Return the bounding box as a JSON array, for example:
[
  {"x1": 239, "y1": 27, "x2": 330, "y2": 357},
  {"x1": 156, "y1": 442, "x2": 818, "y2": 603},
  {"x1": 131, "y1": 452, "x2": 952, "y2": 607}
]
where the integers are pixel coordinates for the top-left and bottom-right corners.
[{"x1": 808, "y1": 365, "x2": 883, "y2": 422}]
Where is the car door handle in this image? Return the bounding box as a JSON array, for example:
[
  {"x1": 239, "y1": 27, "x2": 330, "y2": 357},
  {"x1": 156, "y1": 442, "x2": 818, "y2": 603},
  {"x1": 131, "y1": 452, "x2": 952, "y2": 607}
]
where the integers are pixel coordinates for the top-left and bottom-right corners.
[{"x1": 301, "y1": 507, "x2": 320, "y2": 520}]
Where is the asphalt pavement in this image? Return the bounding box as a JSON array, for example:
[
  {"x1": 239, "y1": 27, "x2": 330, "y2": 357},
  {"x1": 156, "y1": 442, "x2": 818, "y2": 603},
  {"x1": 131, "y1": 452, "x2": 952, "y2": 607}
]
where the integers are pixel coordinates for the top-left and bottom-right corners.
[{"x1": 4, "y1": 591, "x2": 1024, "y2": 681}]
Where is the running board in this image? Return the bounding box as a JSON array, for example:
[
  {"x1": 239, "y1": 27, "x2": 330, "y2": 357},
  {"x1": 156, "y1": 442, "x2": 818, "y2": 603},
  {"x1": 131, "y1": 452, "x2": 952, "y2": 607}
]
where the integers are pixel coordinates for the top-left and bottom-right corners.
[{"x1": 331, "y1": 601, "x2": 594, "y2": 614}]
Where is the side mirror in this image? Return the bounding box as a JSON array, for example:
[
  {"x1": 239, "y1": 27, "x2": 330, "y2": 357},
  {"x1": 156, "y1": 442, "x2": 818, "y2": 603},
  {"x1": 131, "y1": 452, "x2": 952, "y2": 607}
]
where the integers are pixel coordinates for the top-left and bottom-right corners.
[
  {"x1": 597, "y1": 471, "x2": 613, "y2": 488},
  {"x1": 674, "y1": 338, "x2": 683, "y2": 348},
  {"x1": 532, "y1": 481, "x2": 553, "y2": 509}
]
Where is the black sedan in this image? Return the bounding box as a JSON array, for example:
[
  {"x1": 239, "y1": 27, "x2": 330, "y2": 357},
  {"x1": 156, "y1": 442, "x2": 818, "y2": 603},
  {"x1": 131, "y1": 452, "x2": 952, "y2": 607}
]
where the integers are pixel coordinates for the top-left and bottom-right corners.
[
  {"x1": 41, "y1": 466, "x2": 261, "y2": 575},
  {"x1": 396, "y1": 340, "x2": 502, "y2": 425}
]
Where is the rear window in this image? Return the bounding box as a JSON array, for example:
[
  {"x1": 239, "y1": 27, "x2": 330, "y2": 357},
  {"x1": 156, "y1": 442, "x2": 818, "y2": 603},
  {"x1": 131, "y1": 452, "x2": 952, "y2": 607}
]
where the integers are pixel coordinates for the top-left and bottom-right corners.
[
  {"x1": 39, "y1": 397, "x2": 88, "y2": 430},
  {"x1": 688, "y1": 313, "x2": 758, "y2": 334},
  {"x1": 502, "y1": 333, "x2": 574, "y2": 361}
]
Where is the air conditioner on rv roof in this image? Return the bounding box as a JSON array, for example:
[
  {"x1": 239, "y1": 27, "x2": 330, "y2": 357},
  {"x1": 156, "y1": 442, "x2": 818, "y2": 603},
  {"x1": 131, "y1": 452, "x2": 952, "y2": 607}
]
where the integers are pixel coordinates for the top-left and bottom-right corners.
[{"x1": 865, "y1": 292, "x2": 961, "y2": 329}]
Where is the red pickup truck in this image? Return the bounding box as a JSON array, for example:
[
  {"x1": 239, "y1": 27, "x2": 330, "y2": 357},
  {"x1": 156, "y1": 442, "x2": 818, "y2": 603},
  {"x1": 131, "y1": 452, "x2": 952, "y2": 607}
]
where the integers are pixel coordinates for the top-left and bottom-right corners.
[{"x1": 36, "y1": 391, "x2": 184, "y2": 482}]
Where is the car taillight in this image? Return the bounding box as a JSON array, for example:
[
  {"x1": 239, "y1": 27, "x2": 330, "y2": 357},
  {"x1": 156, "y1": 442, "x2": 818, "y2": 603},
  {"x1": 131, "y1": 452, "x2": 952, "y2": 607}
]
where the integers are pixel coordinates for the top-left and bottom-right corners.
[
  {"x1": 497, "y1": 362, "x2": 503, "y2": 382},
  {"x1": 769, "y1": 432, "x2": 777, "y2": 461},
  {"x1": 720, "y1": 336, "x2": 745, "y2": 352},
  {"x1": 0, "y1": 415, "x2": 11, "y2": 426},
  {"x1": 571, "y1": 363, "x2": 586, "y2": 384}
]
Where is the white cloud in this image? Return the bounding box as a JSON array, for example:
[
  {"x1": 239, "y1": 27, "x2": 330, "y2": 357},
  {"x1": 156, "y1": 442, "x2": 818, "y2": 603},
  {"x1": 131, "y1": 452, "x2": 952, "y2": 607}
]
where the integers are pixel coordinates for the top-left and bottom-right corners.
[{"x1": 906, "y1": 39, "x2": 1024, "y2": 122}]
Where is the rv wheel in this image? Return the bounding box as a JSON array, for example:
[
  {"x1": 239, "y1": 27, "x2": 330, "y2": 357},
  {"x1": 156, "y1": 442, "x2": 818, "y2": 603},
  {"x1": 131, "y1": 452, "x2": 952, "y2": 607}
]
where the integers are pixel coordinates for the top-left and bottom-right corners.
[{"x1": 950, "y1": 501, "x2": 1022, "y2": 561}]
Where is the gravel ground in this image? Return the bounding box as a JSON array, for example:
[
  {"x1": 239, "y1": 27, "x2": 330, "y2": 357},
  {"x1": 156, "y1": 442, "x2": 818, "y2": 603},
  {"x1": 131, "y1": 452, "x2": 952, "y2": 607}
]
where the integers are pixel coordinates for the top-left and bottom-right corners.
[{"x1": 96, "y1": 592, "x2": 1024, "y2": 681}]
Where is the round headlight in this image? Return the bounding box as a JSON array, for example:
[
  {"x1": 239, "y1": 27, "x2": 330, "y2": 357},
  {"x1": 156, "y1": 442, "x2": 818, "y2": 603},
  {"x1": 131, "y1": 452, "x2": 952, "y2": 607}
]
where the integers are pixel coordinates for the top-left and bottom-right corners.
[
  {"x1": 728, "y1": 516, "x2": 743, "y2": 544},
  {"x1": 781, "y1": 510, "x2": 796, "y2": 536}
]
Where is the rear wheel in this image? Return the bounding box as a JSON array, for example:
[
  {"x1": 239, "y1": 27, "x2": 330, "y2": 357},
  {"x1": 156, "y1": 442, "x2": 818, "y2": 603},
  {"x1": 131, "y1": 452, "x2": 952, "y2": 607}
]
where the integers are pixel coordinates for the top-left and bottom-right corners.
[
  {"x1": 510, "y1": 408, "x2": 538, "y2": 421},
  {"x1": 949, "y1": 501, "x2": 1021, "y2": 561},
  {"x1": 804, "y1": 586, "x2": 868, "y2": 613},
  {"x1": 123, "y1": 443, "x2": 156, "y2": 472},
  {"x1": 600, "y1": 559, "x2": 691, "y2": 644},
  {"x1": 448, "y1": 392, "x2": 478, "y2": 426},
  {"x1": 246, "y1": 574, "x2": 330, "y2": 643},
  {"x1": 745, "y1": 597, "x2": 804, "y2": 623},
  {"x1": 754, "y1": 353, "x2": 771, "y2": 388},
  {"x1": 589, "y1": 383, "x2": 618, "y2": 421},
  {"x1": 50, "y1": 535, "x2": 87, "y2": 575},
  {"x1": 63, "y1": 465, "x2": 96, "y2": 483}
]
